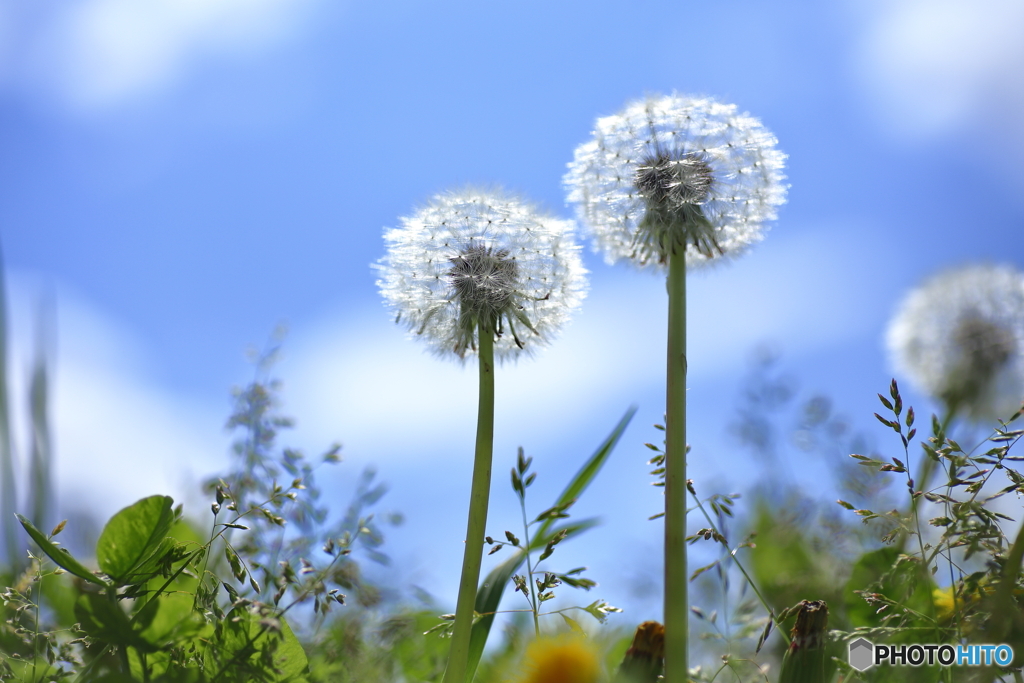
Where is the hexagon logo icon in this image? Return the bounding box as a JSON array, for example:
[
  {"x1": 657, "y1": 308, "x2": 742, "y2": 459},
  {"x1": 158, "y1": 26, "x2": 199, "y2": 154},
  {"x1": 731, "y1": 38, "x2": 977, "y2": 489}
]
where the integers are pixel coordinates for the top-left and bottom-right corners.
[{"x1": 849, "y1": 637, "x2": 875, "y2": 672}]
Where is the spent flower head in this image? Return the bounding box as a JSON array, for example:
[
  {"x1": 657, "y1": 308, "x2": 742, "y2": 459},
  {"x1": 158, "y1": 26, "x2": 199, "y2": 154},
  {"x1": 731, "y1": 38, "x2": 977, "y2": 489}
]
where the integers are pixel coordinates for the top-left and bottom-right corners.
[
  {"x1": 376, "y1": 188, "x2": 587, "y2": 361},
  {"x1": 887, "y1": 263, "x2": 1024, "y2": 420},
  {"x1": 564, "y1": 93, "x2": 787, "y2": 269}
]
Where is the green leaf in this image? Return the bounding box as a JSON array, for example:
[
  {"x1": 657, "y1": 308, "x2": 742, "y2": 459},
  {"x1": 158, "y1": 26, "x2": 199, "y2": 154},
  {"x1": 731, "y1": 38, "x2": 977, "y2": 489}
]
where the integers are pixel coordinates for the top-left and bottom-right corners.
[
  {"x1": 843, "y1": 547, "x2": 934, "y2": 629},
  {"x1": 96, "y1": 495, "x2": 176, "y2": 584},
  {"x1": 136, "y1": 592, "x2": 205, "y2": 650},
  {"x1": 16, "y1": 513, "x2": 108, "y2": 587},
  {"x1": 75, "y1": 593, "x2": 152, "y2": 651},
  {"x1": 211, "y1": 607, "x2": 308, "y2": 682},
  {"x1": 560, "y1": 613, "x2": 585, "y2": 634}
]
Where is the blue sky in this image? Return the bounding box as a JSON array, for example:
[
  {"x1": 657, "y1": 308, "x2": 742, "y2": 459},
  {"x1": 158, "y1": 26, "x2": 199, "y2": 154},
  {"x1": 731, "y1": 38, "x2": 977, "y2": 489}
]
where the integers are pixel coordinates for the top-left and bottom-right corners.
[{"x1": 2, "y1": 0, "x2": 1024, "y2": 632}]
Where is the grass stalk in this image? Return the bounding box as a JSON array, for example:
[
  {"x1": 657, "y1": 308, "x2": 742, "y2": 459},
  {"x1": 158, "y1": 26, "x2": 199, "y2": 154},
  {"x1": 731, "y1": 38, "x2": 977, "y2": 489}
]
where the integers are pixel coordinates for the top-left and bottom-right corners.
[
  {"x1": 444, "y1": 325, "x2": 496, "y2": 683},
  {"x1": 28, "y1": 308, "x2": 52, "y2": 530},
  {"x1": 518, "y1": 492, "x2": 541, "y2": 636},
  {"x1": 663, "y1": 247, "x2": 688, "y2": 683},
  {"x1": 0, "y1": 241, "x2": 18, "y2": 572}
]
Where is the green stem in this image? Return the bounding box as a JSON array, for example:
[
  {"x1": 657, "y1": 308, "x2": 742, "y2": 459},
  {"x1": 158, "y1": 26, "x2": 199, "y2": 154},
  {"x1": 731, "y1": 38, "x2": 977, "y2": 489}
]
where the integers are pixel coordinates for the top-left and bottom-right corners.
[
  {"x1": 689, "y1": 490, "x2": 790, "y2": 647},
  {"x1": 0, "y1": 239, "x2": 19, "y2": 574},
  {"x1": 443, "y1": 325, "x2": 496, "y2": 683},
  {"x1": 664, "y1": 248, "x2": 688, "y2": 683},
  {"x1": 110, "y1": 587, "x2": 132, "y2": 675},
  {"x1": 519, "y1": 497, "x2": 540, "y2": 636},
  {"x1": 914, "y1": 409, "x2": 953, "y2": 499}
]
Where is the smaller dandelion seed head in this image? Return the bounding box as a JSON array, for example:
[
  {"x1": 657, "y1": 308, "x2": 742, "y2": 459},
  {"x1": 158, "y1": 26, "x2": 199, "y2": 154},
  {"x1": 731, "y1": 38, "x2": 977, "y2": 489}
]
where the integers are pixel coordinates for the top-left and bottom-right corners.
[
  {"x1": 952, "y1": 314, "x2": 1016, "y2": 379},
  {"x1": 564, "y1": 93, "x2": 787, "y2": 270},
  {"x1": 375, "y1": 188, "x2": 587, "y2": 363},
  {"x1": 887, "y1": 264, "x2": 1024, "y2": 421}
]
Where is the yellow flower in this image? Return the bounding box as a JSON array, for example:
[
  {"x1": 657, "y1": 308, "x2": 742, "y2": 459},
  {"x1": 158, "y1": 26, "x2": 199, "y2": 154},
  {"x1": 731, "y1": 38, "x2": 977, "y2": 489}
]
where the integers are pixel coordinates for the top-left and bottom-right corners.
[{"x1": 520, "y1": 634, "x2": 602, "y2": 683}]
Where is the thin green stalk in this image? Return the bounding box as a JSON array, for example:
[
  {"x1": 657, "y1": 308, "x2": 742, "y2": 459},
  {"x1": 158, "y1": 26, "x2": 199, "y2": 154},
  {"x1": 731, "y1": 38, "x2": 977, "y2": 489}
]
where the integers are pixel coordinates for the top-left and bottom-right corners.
[
  {"x1": 28, "y1": 316, "x2": 51, "y2": 531},
  {"x1": 689, "y1": 490, "x2": 790, "y2": 647},
  {"x1": 664, "y1": 248, "x2": 688, "y2": 683},
  {"x1": 0, "y1": 240, "x2": 18, "y2": 572},
  {"x1": 109, "y1": 586, "x2": 132, "y2": 675},
  {"x1": 913, "y1": 409, "x2": 953, "y2": 501},
  {"x1": 519, "y1": 495, "x2": 540, "y2": 636},
  {"x1": 32, "y1": 563, "x2": 40, "y2": 681},
  {"x1": 444, "y1": 325, "x2": 495, "y2": 683}
]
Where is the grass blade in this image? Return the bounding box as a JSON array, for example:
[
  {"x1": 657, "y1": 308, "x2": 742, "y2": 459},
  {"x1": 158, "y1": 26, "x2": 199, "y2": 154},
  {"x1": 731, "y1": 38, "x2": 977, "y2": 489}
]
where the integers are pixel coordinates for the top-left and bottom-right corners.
[
  {"x1": 537, "y1": 406, "x2": 637, "y2": 539},
  {"x1": 16, "y1": 513, "x2": 109, "y2": 587},
  {"x1": 28, "y1": 305, "x2": 52, "y2": 530},
  {"x1": 0, "y1": 241, "x2": 17, "y2": 571}
]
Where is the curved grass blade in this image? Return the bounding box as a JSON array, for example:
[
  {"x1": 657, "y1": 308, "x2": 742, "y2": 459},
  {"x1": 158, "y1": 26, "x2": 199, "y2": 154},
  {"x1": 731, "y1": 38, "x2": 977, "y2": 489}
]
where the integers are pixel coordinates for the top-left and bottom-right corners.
[
  {"x1": 16, "y1": 513, "x2": 109, "y2": 587},
  {"x1": 0, "y1": 243, "x2": 16, "y2": 571},
  {"x1": 536, "y1": 406, "x2": 637, "y2": 540}
]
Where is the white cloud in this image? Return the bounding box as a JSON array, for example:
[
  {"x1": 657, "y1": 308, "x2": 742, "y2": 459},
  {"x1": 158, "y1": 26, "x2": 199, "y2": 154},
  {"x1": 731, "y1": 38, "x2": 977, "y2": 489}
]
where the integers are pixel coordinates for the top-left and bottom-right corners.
[
  {"x1": 852, "y1": 0, "x2": 1024, "y2": 141},
  {"x1": 0, "y1": 0, "x2": 320, "y2": 110},
  {"x1": 5, "y1": 271, "x2": 227, "y2": 526},
  {"x1": 283, "y1": 225, "x2": 882, "y2": 464},
  {"x1": 1, "y1": 222, "x2": 882, "y2": 530}
]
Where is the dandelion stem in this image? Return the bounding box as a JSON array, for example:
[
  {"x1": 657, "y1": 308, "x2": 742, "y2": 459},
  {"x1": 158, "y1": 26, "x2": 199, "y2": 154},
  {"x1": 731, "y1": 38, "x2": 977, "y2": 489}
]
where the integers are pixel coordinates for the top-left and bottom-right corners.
[
  {"x1": 664, "y1": 247, "x2": 688, "y2": 683},
  {"x1": 444, "y1": 324, "x2": 496, "y2": 683}
]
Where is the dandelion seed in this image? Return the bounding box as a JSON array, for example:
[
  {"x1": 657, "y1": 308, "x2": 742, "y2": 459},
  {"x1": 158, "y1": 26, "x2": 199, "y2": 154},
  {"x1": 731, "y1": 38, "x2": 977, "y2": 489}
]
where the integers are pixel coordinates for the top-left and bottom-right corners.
[
  {"x1": 887, "y1": 264, "x2": 1024, "y2": 420},
  {"x1": 376, "y1": 188, "x2": 587, "y2": 360},
  {"x1": 564, "y1": 93, "x2": 787, "y2": 268}
]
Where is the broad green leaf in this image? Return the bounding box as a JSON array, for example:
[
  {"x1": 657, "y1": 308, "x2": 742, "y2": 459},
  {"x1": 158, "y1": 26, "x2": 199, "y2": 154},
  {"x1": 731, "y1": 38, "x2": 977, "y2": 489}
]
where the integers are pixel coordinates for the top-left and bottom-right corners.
[
  {"x1": 465, "y1": 403, "x2": 635, "y2": 680},
  {"x1": 16, "y1": 513, "x2": 108, "y2": 587},
  {"x1": 75, "y1": 592, "x2": 152, "y2": 651},
  {"x1": 97, "y1": 495, "x2": 175, "y2": 584},
  {"x1": 270, "y1": 617, "x2": 310, "y2": 681},
  {"x1": 843, "y1": 546, "x2": 933, "y2": 631},
  {"x1": 211, "y1": 607, "x2": 308, "y2": 682},
  {"x1": 136, "y1": 591, "x2": 204, "y2": 649}
]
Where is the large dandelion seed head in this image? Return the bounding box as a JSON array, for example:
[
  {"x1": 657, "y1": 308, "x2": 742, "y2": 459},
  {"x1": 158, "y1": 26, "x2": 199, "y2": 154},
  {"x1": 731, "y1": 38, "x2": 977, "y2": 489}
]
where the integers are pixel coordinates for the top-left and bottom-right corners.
[
  {"x1": 887, "y1": 264, "x2": 1024, "y2": 421},
  {"x1": 564, "y1": 93, "x2": 787, "y2": 270},
  {"x1": 376, "y1": 188, "x2": 587, "y2": 362}
]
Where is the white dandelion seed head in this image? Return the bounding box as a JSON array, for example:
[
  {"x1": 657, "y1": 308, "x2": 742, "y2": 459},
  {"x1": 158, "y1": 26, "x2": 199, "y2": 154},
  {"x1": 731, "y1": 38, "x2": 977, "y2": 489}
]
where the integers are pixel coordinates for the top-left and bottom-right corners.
[
  {"x1": 375, "y1": 188, "x2": 588, "y2": 362},
  {"x1": 564, "y1": 93, "x2": 788, "y2": 270},
  {"x1": 887, "y1": 264, "x2": 1024, "y2": 421}
]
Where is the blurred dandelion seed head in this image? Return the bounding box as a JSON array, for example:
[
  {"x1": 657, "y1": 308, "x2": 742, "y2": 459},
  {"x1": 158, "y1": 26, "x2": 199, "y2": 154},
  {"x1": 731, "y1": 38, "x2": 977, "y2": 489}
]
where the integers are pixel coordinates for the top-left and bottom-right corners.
[
  {"x1": 564, "y1": 93, "x2": 787, "y2": 269},
  {"x1": 519, "y1": 634, "x2": 601, "y2": 683},
  {"x1": 376, "y1": 188, "x2": 587, "y2": 362},
  {"x1": 887, "y1": 264, "x2": 1024, "y2": 420}
]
